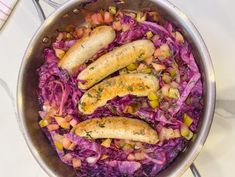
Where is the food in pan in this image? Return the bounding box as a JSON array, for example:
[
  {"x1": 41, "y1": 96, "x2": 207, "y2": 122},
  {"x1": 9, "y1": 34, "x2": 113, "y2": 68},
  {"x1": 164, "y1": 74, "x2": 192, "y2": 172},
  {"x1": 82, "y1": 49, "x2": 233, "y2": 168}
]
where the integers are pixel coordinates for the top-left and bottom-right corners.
[
  {"x1": 78, "y1": 73, "x2": 159, "y2": 114},
  {"x1": 59, "y1": 25, "x2": 116, "y2": 75},
  {"x1": 37, "y1": 6, "x2": 203, "y2": 177},
  {"x1": 74, "y1": 117, "x2": 159, "y2": 144},
  {"x1": 77, "y1": 39, "x2": 155, "y2": 89}
]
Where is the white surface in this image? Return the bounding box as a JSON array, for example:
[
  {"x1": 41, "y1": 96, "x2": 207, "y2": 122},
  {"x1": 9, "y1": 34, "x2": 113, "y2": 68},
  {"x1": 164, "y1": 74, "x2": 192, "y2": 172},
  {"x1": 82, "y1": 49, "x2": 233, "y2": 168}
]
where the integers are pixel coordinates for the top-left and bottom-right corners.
[
  {"x1": 0, "y1": 0, "x2": 18, "y2": 29},
  {"x1": 0, "y1": 0, "x2": 235, "y2": 176}
]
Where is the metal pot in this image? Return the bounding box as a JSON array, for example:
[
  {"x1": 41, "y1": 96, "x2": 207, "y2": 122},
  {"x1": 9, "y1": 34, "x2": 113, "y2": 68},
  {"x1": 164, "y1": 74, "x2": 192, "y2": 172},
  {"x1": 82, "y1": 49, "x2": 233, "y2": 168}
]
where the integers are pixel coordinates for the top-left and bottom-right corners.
[{"x1": 17, "y1": 0, "x2": 216, "y2": 176}]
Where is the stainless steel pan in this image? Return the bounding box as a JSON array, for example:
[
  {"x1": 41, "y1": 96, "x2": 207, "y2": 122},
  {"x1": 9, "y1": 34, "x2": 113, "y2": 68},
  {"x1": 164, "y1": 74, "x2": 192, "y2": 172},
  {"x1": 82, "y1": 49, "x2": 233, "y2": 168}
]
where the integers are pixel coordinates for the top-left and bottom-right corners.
[{"x1": 17, "y1": 0, "x2": 216, "y2": 176}]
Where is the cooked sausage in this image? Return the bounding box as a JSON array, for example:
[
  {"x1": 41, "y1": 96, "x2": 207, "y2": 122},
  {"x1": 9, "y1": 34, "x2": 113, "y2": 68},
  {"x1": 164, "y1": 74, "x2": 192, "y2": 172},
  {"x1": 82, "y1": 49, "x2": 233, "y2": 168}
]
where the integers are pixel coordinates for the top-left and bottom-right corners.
[
  {"x1": 77, "y1": 40, "x2": 155, "y2": 89},
  {"x1": 78, "y1": 73, "x2": 159, "y2": 114},
  {"x1": 74, "y1": 117, "x2": 159, "y2": 144},
  {"x1": 58, "y1": 26, "x2": 116, "y2": 75}
]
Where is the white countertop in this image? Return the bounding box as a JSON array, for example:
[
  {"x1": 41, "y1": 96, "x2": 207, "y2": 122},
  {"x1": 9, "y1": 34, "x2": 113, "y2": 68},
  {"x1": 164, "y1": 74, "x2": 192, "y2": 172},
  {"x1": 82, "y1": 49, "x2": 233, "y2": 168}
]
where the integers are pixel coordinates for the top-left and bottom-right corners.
[{"x1": 0, "y1": 0, "x2": 235, "y2": 176}]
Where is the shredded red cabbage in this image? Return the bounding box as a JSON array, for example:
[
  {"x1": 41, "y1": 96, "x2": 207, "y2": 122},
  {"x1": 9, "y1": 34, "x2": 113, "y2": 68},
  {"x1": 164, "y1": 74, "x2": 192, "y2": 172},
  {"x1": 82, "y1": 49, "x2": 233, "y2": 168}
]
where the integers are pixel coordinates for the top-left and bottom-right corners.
[{"x1": 37, "y1": 8, "x2": 203, "y2": 177}]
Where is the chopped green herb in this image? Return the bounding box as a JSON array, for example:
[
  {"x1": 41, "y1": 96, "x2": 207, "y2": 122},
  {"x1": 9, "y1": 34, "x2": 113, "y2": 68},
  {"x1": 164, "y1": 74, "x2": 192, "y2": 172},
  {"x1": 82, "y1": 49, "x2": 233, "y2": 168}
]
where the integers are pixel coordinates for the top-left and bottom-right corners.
[
  {"x1": 89, "y1": 66, "x2": 95, "y2": 70},
  {"x1": 127, "y1": 86, "x2": 134, "y2": 92},
  {"x1": 87, "y1": 93, "x2": 93, "y2": 98},
  {"x1": 111, "y1": 107, "x2": 117, "y2": 114},
  {"x1": 80, "y1": 102, "x2": 86, "y2": 111},
  {"x1": 119, "y1": 81, "x2": 125, "y2": 87},
  {"x1": 98, "y1": 122, "x2": 106, "y2": 128},
  {"x1": 138, "y1": 85, "x2": 145, "y2": 90},
  {"x1": 97, "y1": 87, "x2": 104, "y2": 99},
  {"x1": 105, "y1": 81, "x2": 111, "y2": 87},
  {"x1": 85, "y1": 130, "x2": 93, "y2": 139},
  {"x1": 171, "y1": 103, "x2": 177, "y2": 109},
  {"x1": 138, "y1": 52, "x2": 145, "y2": 59},
  {"x1": 98, "y1": 87, "x2": 103, "y2": 92}
]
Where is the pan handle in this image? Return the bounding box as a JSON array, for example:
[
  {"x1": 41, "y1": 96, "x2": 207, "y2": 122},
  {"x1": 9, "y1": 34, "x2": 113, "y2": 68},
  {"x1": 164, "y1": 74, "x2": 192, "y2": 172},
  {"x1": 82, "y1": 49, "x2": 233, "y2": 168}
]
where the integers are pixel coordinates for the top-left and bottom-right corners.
[
  {"x1": 32, "y1": 0, "x2": 62, "y2": 22},
  {"x1": 190, "y1": 163, "x2": 201, "y2": 177}
]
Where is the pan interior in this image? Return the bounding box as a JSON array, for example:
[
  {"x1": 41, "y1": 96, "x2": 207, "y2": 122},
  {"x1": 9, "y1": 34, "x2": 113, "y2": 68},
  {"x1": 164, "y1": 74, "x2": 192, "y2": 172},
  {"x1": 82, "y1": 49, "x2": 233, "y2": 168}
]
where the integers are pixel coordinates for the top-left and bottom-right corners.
[{"x1": 17, "y1": 0, "x2": 215, "y2": 177}]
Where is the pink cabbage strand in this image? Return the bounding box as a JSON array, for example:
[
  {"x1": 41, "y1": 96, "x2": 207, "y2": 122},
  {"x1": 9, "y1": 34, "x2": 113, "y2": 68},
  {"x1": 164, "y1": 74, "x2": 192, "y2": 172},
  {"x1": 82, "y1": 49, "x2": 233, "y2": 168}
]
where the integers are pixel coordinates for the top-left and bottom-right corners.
[
  {"x1": 141, "y1": 21, "x2": 170, "y2": 35},
  {"x1": 106, "y1": 161, "x2": 141, "y2": 175},
  {"x1": 169, "y1": 73, "x2": 201, "y2": 115},
  {"x1": 180, "y1": 45, "x2": 199, "y2": 73}
]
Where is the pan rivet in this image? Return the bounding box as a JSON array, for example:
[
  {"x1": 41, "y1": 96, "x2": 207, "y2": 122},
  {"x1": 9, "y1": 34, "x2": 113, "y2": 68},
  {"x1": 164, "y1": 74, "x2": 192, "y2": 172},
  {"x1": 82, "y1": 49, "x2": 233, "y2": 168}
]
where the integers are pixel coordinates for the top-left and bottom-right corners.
[
  {"x1": 73, "y1": 9, "x2": 79, "y2": 14},
  {"x1": 42, "y1": 37, "x2": 49, "y2": 44}
]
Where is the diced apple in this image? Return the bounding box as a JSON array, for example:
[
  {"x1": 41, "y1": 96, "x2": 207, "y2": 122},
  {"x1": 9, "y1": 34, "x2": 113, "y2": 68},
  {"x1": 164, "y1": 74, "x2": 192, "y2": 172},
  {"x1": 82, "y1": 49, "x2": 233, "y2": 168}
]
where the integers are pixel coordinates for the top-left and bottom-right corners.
[
  {"x1": 62, "y1": 138, "x2": 72, "y2": 149},
  {"x1": 101, "y1": 139, "x2": 112, "y2": 148},
  {"x1": 172, "y1": 31, "x2": 184, "y2": 44},
  {"x1": 72, "y1": 158, "x2": 81, "y2": 168},
  {"x1": 112, "y1": 21, "x2": 122, "y2": 31},
  {"x1": 54, "y1": 49, "x2": 65, "y2": 59},
  {"x1": 161, "y1": 84, "x2": 170, "y2": 97},
  {"x1": 101, "y1": 155, "x2": 109, "y2": 160},
  {"x1": 55, "y1": 116, "x2": 70, "y2": 129},
  {"x1": 47, "y1": 124, "x2": 59, "y2": 131},
  {"x1": 127, "y1": 154, "x2": 135, "y2": 161},
  {"x1": 109, "y1": 6, "x2": 117, "y2": 15},
  {"x1": 151, "y1": 63, "x2": 166, "y2": 72},
  {"x1": 134, "y1": 152, "x2": 146, "y2": 160},
  {"x1": 70, "y1": 119, "x2": 78, "y2": 127}
]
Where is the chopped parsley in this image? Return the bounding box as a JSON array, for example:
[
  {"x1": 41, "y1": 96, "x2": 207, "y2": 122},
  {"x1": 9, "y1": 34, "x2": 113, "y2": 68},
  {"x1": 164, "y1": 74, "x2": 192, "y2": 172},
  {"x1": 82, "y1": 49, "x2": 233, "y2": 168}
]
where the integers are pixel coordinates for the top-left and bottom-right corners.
[
  {"x1": 97, "y1": 87, "x2": 104, "y2": 99},
  {"x1": 87, "y1": 93, "x2": 93, "y2": 98},
  {"x1": 127, "y1": 86, "x2": 134, "y2": 92},
  {"x1": 111, "y1": 107, "x2": 117, "y2": 114},
  {"x1": 85, "y1": 130, "x2": 93, "y2": 139},
  {"x1": 171, "y1": 103, "x2": 177, "y2": 109},
  {"x1": 80, "y1": 102, "x2": 86, "y2": 111},
  {"x1": 105, "y1": 81, "x2": 111, "y2": 87},
  {"x1": 138, "y1": 85, "x2": 145, "y2": 90},
  {"x1": 98, "y1": 87, "x2": 103, "y2": 93},
  {"x1": 98, "y1": 122, "x2": 106, "y2": 128}
]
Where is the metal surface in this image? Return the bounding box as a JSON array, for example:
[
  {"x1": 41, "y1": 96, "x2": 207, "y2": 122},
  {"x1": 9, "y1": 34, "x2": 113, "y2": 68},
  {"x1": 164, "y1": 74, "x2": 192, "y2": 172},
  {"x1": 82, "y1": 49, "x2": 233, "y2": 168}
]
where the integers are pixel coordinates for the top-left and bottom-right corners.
[
  {"x1": 43, "y1": 0, "x2": 61, "y2": 8},
  {"x1": 17, "y1": 0, "x2": 216, "y2": 177},
  {"x1": 32, "y1": 0, "x2": 62, "y2": 22},
  {"x1": 32, "y1": 0, "x2": 46, "y2": 22},
  {"x1": 190, "y1": 163, "x2": 201, "y2": 177}
]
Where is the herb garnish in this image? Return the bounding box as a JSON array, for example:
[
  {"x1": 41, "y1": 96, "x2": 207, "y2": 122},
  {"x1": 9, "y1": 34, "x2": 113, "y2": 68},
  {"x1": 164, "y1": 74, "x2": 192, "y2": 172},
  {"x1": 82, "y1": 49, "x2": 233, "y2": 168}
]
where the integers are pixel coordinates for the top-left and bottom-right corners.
[
  {"x1": 80, "y1": 102, "x2": 86, "y2": 111},
  {"x1": 97, "y1": 87, "x2": 104, "y2": 100},
  {"x1": 98, "y1": 122, "x2": 106, "y2": 128},
  {"x1": 105, "y1": 81, "x2": 110, "y2": 87},
  {"x1": 87, "y1": 93, "x2": 93, "y2": 98},
  {"x1": 85, "y1": 130, "x2": 93, "y2": 139},
  {"x1": 127, "y1": 86, "x2": 133, "y2": 92}
]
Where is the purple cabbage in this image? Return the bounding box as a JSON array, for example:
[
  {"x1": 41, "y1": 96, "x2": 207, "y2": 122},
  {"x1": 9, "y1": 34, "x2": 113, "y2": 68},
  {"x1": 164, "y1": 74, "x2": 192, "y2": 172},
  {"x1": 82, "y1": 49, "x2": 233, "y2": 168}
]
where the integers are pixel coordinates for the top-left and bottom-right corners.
[
  {"x1": 141, "y1": 21, "x2": 170, "y2": 35},
  {"x1": 53, "y1": 40, "x2": 77, "y2": 50},
  {"x1": 37, "y1": 49, "x2": 82, "y2": 116},
  {"x1": 169, "y1": 73, "x2": 201, "y2": 115},
  {"x1": 37, "y1": 10, "x2": 204, "y2": 177},
  {"x1": 180, "y1": 43, "x2": 199, "y2": 73},
  {"x1": 106, "y1": 161, "x2": 141, "y2": 175}
]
